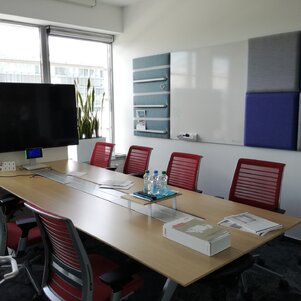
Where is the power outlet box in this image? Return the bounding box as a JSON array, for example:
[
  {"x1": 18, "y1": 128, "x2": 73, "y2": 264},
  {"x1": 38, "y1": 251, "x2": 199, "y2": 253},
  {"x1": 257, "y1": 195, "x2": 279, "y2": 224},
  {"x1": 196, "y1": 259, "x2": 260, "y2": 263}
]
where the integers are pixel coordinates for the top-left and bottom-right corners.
[
  {"x1": 0, "y1": 161, "x2": 16, "y2": 171},
  {"x1": 177, "y1": 133, "x2": 198, "y2": 141}
]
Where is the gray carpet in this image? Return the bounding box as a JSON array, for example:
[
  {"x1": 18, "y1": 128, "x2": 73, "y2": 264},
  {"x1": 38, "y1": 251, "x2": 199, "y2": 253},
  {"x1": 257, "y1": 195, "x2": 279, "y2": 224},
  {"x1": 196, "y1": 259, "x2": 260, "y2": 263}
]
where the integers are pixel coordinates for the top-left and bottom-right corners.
[{"x1": 1, "y1": 236, "x2": 301, "y2": 301}]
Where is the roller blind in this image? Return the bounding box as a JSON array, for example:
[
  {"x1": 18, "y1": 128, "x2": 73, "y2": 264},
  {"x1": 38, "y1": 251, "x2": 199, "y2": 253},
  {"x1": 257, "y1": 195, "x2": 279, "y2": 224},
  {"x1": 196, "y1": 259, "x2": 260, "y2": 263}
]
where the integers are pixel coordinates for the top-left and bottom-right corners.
[{"x1": 47, "y1": 26, "x2": 114, "y2": 44}]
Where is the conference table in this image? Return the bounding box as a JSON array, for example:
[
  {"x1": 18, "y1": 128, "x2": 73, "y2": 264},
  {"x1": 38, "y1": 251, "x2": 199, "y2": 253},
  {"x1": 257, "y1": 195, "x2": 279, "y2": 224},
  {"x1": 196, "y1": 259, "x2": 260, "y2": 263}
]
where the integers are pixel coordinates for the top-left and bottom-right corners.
[{"x1": 0, "y1": 159, "x2": 300, "y2": 301}]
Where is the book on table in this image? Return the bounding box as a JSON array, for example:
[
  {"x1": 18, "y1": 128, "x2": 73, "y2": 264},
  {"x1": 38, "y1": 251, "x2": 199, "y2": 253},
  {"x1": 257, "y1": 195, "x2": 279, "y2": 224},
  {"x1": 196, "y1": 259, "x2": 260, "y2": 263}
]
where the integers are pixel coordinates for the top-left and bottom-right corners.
[
  {"x1": 132, "y1": 190, "x2": 178, "y2": 202},
  {"x1": 163, "y1": 216, "x2": 231, "y2": 256},
  {"x1": 218, "y1": 212, "x2": 283, "y2": 236}
]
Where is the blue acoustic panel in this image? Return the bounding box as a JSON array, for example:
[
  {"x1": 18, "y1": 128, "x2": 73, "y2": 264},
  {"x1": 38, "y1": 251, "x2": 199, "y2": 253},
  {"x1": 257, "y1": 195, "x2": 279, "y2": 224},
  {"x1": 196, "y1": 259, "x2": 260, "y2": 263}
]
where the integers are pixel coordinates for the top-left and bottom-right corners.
[
  {"x1": 247, "y1": 31, "x2": 301, "y2": 92},
  {"x1": 244, "y1": 92, "x2": 299, "y2": 150}
]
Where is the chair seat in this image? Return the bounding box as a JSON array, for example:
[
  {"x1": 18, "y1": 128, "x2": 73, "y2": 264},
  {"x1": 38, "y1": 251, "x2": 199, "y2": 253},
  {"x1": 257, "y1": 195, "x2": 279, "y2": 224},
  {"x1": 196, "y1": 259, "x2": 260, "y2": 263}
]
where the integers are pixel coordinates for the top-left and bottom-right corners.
[
  {"x1": 6, "y1": 221, "x2": 41, "y2": 250},
  {"x1": 90, "y1": 254, "x2": 144, "y2": 301}
]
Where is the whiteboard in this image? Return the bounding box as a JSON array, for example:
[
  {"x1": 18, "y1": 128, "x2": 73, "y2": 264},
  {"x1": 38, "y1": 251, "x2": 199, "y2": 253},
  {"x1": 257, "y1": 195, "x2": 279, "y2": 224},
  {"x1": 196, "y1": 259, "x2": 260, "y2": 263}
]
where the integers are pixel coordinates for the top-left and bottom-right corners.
[{"x1": 170, "y1": 41, "x2": 248, "y2": 145}]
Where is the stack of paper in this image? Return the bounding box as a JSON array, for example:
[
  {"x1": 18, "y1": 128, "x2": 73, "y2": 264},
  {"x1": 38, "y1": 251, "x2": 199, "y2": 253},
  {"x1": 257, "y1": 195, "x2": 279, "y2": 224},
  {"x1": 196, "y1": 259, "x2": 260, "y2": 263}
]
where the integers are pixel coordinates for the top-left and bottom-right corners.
[
  {"x1": 163, "y1": 216, "x2": 231, "y2": 256},
  {"x1": 218, "y1": 212, "x2": 283, "y2": 236},
  {"x1": 99, "y1": 180, "x2": 134, "y2": 190}
]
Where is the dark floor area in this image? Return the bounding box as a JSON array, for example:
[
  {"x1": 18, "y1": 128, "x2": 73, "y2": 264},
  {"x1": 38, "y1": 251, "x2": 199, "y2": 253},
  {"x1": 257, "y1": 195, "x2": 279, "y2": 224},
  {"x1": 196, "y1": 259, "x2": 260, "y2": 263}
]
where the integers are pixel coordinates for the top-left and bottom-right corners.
[{"x1": 1, "y1": 236, "x2": 301, "y2": 301}]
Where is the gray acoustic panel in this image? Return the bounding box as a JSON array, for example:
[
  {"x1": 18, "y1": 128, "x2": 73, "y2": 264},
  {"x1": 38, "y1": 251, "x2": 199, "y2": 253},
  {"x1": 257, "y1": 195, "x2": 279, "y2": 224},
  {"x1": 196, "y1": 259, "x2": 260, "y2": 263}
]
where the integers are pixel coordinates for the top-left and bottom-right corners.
[{"x1": 247, "y1": 31, "x2": 301, "y2": 92}]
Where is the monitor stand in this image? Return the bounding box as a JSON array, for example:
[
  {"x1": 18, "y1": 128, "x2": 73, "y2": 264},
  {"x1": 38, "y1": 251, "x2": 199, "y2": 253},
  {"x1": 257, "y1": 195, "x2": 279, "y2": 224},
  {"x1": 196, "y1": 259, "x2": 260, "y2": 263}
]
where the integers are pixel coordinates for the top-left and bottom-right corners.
[{"x1": 22, "y1": 159, "x2": 48, "y2": 171}]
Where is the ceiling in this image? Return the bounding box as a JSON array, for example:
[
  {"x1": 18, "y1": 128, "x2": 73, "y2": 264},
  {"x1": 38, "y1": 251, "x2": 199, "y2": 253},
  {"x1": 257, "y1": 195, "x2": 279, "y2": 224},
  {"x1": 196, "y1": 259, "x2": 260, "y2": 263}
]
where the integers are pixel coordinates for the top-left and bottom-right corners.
[{"x1": 99, "y1": 0, "x2": 146, "y2": 7}]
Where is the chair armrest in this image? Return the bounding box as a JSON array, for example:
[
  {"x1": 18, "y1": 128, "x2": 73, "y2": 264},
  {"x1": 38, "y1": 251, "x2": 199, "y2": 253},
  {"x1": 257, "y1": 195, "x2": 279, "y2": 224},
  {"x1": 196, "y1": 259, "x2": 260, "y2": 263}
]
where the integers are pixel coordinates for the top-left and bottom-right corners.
[
  {"x1": 100, "y1": 259, "x2": 142, "y2": 292},
  {"x1": 16, "y1": 217, "x2": 37, "y2": 237},
  {"x1": 0, "y1": 197, "x2": 23, "y2": 220},
  {"x1": 0, "y1": 196, "x2": 18, "y2": 206},
  {"x1": 106, "y1": 166, "x2": 117, "y2": 171},
  {"x1": 275, "y1": 208, "x2": 286, "y2": 214},
  {"x1": 128, "y1": 172, "x2": 144, "y2": 178},
  {"x1": 99, "y1": 268, "x2": 133, "y2": 292}
]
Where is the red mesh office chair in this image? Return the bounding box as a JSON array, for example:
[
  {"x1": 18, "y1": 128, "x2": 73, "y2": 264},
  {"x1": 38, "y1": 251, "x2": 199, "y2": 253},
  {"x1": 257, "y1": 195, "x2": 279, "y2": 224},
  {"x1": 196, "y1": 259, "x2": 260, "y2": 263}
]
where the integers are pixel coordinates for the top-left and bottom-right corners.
[
  {"x1": 24, "y1": 202, "x2": 143, "y2": 301},
  {"x1": 123, "y1": 145, "x2": 153, "y2": 177},
  {"x1": 208, "y1": 158, "x2": 287, "y2": 299},
  {"x1": 0, "y1": 188, "x2": 41, "y2": 256},
  {"x1": 166, "y1": 152, "x2": 203, "y2": 191},
  {"x1": 229, "y1": 158, "x2": 285, "y2": 211},
  {"x1": 0, "y1": 188, "x2": 42, "y2": 295},
  {"x1": 90, "y1": 142, "x2": 115, "y2": 169}
]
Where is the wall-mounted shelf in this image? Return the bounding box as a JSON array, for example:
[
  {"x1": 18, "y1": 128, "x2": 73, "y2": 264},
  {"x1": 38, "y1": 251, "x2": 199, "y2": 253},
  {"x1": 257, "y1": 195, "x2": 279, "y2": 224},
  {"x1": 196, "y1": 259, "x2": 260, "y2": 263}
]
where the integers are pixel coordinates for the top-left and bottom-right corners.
[
  {"x1": 134, "y1": 129, "x2": 167, "y2": 134},
  {"x1": 133, "y1": 104, "x2": 167, "y2": 108},
  {"x1": 133, "y1": 77, "x2": 167, "y2": 83},
  {"x1": 133, "y1": 53, "x2": 170, "y2": 139}
]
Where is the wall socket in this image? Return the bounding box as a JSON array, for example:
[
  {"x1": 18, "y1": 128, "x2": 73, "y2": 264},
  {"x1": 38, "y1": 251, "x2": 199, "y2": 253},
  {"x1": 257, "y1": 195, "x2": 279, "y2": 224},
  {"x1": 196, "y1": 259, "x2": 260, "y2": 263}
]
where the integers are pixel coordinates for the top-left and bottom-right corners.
[
  {"x1": 177, "y1": 133, "x2": 198, "y2": 141},
  {"x1": 0, "y1": 161, "x2": 16, "y2": 171}
]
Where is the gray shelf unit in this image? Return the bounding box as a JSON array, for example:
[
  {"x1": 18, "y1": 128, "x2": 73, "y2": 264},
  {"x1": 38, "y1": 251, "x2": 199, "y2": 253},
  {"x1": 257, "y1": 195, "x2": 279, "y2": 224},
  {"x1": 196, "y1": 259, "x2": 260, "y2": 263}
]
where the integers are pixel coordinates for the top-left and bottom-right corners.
[{"x1": 133, "y1": 53, "x2": 170, "y2": 139}]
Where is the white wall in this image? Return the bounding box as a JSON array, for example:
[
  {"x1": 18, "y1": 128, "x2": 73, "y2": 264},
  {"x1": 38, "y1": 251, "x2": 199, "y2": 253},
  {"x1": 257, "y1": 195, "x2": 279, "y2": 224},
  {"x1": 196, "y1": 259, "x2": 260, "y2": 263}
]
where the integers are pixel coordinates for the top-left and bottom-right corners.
[
  {"x1": 113, "y1": 0, "x2": 301, "y2": 239},
  {"x1": 0, "y1": 0, "x2": 122, "y2": 33}
]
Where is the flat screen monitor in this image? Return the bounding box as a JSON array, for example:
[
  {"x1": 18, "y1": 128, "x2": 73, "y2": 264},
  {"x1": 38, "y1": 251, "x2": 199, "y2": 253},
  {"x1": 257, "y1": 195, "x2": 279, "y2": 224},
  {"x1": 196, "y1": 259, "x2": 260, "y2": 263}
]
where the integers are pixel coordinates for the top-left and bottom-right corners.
[{"x1": 0, "y1": 82, "x2": 79, "y2": 153}]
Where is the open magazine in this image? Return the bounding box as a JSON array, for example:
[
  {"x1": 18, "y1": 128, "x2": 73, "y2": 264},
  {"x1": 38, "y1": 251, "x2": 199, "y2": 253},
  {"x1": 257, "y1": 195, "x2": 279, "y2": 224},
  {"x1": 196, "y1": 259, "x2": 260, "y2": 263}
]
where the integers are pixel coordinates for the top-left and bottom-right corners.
[{"x1": 218, "y1": 212, "x2": 283, "y2": 236}]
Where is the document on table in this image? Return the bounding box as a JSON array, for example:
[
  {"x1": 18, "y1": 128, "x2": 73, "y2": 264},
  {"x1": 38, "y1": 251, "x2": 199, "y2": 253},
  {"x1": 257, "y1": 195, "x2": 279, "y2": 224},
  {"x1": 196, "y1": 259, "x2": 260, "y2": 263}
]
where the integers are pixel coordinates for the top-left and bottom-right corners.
[
  {"x1": 218, "y1": 212, "x2": 283, "y2": 236},
  {"x1": 99, "y1": 180, "x2": 134, "y2": 190}
]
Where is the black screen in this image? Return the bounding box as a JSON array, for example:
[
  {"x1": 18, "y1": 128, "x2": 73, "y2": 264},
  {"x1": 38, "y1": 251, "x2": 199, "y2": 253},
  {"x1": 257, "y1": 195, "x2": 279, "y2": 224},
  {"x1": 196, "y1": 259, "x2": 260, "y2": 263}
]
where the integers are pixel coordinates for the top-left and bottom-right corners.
[{"x1": 0, "y1": 82, "x2": 79, "y2": 153}]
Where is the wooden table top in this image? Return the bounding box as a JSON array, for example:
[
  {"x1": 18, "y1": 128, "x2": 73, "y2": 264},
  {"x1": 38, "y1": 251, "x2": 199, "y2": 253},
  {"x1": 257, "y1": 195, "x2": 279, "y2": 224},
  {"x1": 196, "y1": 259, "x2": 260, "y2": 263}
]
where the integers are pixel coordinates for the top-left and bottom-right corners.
[{"x1": 1, "y1": 160, "x2": 300, "y2": 287}]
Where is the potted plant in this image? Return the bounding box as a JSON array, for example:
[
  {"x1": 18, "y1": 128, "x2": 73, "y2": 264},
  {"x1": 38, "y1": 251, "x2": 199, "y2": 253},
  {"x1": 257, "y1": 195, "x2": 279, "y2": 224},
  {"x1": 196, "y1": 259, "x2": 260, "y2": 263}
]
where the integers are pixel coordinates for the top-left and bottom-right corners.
[
  {"x1": 68, "y1": 78, "x2": 106, "y2": 162},
  {"x1": 75, "y1": 78, "x2": 100, "y2": 139}
]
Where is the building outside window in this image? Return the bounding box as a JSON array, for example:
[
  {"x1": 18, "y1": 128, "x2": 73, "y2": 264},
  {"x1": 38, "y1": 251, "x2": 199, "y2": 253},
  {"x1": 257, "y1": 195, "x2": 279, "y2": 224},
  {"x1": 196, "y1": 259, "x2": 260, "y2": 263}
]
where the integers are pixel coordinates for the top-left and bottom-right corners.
[{"x1": 0, "y1": 22, "x2": 42, "y2": 83}]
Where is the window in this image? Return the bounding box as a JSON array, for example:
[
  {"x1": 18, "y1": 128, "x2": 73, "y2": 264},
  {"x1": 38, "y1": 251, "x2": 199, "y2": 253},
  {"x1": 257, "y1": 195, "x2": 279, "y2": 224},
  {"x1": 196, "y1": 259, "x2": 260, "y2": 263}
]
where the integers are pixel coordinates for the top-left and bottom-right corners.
[
  {"x1": 0, "y1": 21, "x2": 113, "y2": 142},
  {"x1": 0, "y1": 22, "x2": 42, "y2": 83}
]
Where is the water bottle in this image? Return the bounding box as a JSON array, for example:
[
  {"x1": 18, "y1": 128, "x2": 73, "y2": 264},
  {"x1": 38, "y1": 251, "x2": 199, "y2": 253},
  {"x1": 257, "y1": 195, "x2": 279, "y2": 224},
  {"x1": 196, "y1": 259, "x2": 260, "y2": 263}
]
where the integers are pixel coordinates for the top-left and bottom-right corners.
[
  {"x1": 143, "y1": 170, "x2": 151, "y2": 193},
  {"x1": 159, "y1": 171, "x2": 168, "y2": 196},
  {"x1": 152, "y1": 170, "x2": 159, "y2": 195}
]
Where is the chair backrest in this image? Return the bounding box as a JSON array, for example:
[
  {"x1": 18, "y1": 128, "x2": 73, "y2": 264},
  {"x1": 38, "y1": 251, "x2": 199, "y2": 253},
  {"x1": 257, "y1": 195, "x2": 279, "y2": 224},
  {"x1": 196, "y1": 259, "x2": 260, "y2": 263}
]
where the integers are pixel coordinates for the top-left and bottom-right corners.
[
  {"x1": 166, "y1": 152, "x2": 203, "y2": 191},
  {"x1": 90, "y1": 142, "x2": 115, "y2": 168},
  {"x1": 229, "y1": 158, "x2": 285, "y2": 211},
  {"x1": 123, "y1": 145, "x2": 153, "y2": 175},
  {"x1": 24, "y1": 202, "x2": 93, "y2": 301}
]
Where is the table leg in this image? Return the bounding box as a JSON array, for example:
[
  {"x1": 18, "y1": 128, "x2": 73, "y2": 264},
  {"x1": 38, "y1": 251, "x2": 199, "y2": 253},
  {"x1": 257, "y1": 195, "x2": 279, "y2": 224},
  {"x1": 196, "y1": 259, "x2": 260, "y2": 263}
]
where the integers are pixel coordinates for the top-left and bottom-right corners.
[
  {"x1": 148, "y1": 204, "x2": 153, "y2": 217},
  {"x1": 172, "y1": 198, "x2": 177, "y2": 210},
  {"x1": 160, "y1": 278, "x2": 178, "y2": 301}
]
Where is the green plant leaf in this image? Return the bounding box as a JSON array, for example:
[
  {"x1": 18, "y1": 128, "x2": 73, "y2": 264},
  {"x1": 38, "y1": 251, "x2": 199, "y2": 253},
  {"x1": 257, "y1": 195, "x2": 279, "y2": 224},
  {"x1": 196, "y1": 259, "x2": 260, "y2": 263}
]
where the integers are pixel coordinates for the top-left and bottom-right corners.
[{"x1": 75, "y1": 78, "x2": 100, "y2": 139}]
